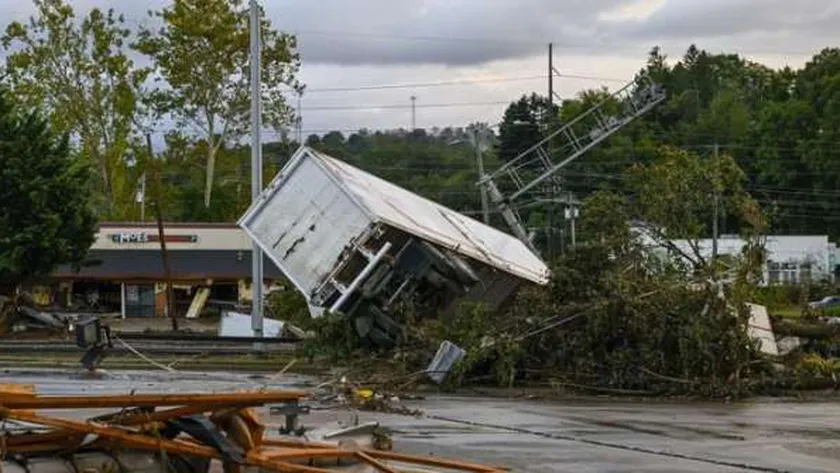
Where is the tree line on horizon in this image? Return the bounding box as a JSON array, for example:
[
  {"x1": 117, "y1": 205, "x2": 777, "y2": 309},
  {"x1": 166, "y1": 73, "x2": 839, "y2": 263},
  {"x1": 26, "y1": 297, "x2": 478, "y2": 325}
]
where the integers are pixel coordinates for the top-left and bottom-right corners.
[{"x1": 0, "y1": 0, "x2": 837, "y2": 251}]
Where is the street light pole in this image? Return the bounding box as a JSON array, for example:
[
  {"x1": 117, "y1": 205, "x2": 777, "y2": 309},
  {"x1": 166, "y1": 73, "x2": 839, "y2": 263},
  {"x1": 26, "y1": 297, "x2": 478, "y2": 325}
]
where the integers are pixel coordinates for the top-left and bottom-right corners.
[{"x1": 249, "y1": 0, "x2": 264, "y2": 348}]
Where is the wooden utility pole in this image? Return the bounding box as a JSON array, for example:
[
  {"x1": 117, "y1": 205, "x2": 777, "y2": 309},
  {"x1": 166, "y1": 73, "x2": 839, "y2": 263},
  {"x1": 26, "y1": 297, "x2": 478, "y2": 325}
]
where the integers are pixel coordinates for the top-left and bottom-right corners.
[
  {"x1": 547, "y1": 43, "x2": 555, "y2": 262},
  {"x1": 712, "y1": 142, "x2": 720, "y2": 261},
  {"x1": 147, "y1": 134, "x2": 177, "y2": 331}
]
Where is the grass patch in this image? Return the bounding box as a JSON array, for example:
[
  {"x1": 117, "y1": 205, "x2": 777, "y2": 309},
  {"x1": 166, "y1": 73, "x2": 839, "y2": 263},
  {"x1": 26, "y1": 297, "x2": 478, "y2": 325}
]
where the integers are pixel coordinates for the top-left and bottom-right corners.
[{"x1": 771, "y1": 306, "x2": 803, "y2": 319}]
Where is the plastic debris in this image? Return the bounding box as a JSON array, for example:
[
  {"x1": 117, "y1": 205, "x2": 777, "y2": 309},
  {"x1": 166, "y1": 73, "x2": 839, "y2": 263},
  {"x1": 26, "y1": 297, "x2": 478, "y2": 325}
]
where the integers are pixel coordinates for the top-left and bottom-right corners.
[{"x1": 426, "y1": 340, "x2": 466, "y2": 384}]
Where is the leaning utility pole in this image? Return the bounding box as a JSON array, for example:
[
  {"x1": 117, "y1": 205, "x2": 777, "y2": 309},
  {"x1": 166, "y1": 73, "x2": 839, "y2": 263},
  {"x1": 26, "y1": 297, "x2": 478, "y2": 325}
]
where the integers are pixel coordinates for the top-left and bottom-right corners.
[{"x1": 250, "y1": 0, "x2": 264, "y2": 345}]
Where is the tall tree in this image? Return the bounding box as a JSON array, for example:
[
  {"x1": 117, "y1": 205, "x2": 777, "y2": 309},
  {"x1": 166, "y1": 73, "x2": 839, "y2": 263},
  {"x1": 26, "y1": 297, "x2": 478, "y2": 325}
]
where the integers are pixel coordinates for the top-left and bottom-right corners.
[
  {"x1": 0, "y1": 89, "x2": 98, "y2": 296},
  {"x1": 2, "y1": 0, "x2": 148, "y2": 213},
  {"x1": 135, "y1": 0, "x2": 301, "y2": 207},
  {"x1": 496, "y1": 93, "x2": 557, "y2": 163}
]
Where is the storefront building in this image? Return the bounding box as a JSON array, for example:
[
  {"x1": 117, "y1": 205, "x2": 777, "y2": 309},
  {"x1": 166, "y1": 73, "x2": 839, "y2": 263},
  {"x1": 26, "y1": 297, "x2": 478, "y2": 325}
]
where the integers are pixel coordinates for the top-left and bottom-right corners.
[{"x1": 45, "y1": 223, "x2": 283, "y2": 317}]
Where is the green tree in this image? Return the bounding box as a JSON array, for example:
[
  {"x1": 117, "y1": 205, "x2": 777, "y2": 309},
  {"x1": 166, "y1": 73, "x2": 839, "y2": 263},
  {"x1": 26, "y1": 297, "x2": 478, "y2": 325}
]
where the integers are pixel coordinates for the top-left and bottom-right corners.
[
  {"x1": 135, "y1": 0, "x2": 301, "y2": 208},
  {"x1": 0, "y1": 89, "x2": 97, "y2": 296},
  {"x1": 2, "y1": 0, "x2": 149, "y2": 214},
  {"x1": 490, "y1": 146, "x2": 766, "y2": 395},
  {"x1": 627, "y1": 146, "x2": 766, "y2": 272},
  {"x1": 795, "y1": 49, "x2": 840, "y2": 211},
  {"x1": 496, "y1": 93, "x2": 556, "y2": 163}
]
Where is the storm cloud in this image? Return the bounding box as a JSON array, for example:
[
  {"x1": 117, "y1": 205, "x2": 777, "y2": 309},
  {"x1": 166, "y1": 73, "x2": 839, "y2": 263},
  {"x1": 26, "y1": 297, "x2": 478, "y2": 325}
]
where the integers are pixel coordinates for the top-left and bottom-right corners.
[
  {"x1": 271, "y1": 0, "x2": 838, "y2": 66},
  {"x1": 271, "y1": 0, "x2": 629, "y2": 66},
  {"x1": 617, "y1": 0, "x2": 840, "y2": 40},
  {"x1": 0, "y1": 0, "x2": 836, "y2": 132}
]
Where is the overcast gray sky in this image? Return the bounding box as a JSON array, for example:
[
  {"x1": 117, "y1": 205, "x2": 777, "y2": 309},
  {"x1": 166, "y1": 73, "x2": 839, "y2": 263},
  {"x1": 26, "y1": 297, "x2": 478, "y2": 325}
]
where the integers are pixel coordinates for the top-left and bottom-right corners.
[{"x1": 3, "y1": 0, "x2": 838, "y2": 136}]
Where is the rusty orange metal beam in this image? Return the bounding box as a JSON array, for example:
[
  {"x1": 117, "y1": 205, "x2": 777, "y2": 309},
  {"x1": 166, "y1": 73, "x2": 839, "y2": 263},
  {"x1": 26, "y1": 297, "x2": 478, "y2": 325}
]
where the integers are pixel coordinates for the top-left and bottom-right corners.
[
  {"x1": 104, "y1": 404, "x2": 246, "y2": 426},
  {"x1": 258, "y1": 448, "x2": 352, "y2": 460},
  {"x1": 5, "y1": 409, "x2": 220, "y2": 459},
  {"x1": 3, "y1": 430, "x2": 81, "y2": 446},
  {"x1": 366, "y1": 449, "x2": 508, "y2": 472},
  {"x1": 355, "y1": 452, "x2": 399, "y2": 473},
  {"x1": 1, "y1": 391, "x2": 306, "y2": 410},
  {"x1": 261, "y1": 438, "x2": 336, "y2": 449},
  {"x1": 3, "y1": 440, "x2": 85, "y2": 454},
  {"x1": 245, "y1": 452, "x2": 336, "y2": 473},
  {"x1": 5, "y1": 411, "x2": 343, "y2": 473}
]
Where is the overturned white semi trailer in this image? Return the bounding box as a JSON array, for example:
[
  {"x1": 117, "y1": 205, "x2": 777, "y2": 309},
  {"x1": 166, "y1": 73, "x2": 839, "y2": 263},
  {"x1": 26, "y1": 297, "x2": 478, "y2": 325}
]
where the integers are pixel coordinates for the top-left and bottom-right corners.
[{"x1": 239, "y1": 146, "x2": 549, "y2": 345}]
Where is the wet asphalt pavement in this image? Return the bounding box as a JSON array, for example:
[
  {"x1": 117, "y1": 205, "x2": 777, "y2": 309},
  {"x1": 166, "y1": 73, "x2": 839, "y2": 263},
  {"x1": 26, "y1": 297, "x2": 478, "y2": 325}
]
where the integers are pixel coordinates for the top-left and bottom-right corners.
[{"x1": 2, "y1": 369, "x2": 839, "y2": 473}]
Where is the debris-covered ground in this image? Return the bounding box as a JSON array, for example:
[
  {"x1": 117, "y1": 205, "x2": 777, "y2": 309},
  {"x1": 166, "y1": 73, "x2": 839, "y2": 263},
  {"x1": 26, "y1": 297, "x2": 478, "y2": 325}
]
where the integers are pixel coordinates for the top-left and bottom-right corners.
[
  {"x1": 4, "y1": 369, "x2": 840, "y2": 473},
  {"x1": 276, "y1": 147, "x2": 840, "y2": 400}
]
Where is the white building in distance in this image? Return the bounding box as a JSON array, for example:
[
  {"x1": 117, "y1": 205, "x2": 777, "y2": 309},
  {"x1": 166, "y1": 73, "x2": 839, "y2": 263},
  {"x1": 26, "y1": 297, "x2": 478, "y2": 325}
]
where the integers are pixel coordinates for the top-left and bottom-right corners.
[{"x1": 648, "y1": 233, "x2": 839, "y2": 286}]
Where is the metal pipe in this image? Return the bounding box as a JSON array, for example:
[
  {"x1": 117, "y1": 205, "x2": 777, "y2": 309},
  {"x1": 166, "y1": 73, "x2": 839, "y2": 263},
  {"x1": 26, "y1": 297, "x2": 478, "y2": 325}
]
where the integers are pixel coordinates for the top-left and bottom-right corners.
[{"x1": 329, "y1": 242, "x2": 392, "y2": 314}]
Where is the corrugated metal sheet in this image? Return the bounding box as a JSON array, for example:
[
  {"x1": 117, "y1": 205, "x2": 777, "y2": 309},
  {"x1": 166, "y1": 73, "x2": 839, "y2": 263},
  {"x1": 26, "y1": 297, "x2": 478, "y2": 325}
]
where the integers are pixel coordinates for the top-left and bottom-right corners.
[
  {"x1": 241, "y1": 147, "x2": 549, "y2": 288},
  {"x1": 308, "y1": 148, "x2": 549, "y2": 285},
  {"x1": 239, "y1": 148, "x2": 376, "y2": 298}
]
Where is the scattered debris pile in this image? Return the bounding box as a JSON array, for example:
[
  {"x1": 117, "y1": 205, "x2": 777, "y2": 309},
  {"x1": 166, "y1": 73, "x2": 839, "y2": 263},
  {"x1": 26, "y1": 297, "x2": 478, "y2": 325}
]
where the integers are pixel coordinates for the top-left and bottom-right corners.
[
  {"x1": 0, "y1": 385, "x2": 506, "y2": 473},
  {"x1": 0, "y1": 294, "x2": 71, "y2": 336}
]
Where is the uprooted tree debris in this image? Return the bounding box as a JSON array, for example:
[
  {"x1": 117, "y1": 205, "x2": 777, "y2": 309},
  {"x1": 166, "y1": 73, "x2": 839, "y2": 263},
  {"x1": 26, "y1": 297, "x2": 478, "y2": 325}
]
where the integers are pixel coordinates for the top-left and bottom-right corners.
[
  {"x1": 0, "y1": 385, "x2": 506, "y2": 473},
  {"x1": 287, "y1": 146, "x2": 840, "y2": 398}
]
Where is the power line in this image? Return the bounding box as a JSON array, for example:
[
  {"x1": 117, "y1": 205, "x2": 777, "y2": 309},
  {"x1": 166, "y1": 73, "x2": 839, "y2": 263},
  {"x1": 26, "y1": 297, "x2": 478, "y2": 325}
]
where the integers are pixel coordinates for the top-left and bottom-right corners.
[
  {"x1": 303, "y1": 100, "x2": 509, "y2": 111},
  {"x1": 302, "y1": 75, "x2": 544, "y2": 93},
  {"x1": 299, "y1": 72, "x2": 627, "y2": 94}
]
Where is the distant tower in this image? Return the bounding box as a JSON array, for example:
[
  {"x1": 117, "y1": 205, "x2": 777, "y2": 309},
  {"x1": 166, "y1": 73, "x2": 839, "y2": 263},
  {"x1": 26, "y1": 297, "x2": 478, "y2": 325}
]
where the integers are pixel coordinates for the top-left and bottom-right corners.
[{"x1": 410, "y1": 95, "x2": 416, "y2": 130}]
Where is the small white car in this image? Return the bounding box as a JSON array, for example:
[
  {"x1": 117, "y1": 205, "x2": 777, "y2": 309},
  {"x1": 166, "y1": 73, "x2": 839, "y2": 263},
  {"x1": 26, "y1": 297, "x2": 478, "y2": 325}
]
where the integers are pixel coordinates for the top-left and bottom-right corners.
[{"x1": 808, "y1": 295, "x2": 840, "y2": 310}]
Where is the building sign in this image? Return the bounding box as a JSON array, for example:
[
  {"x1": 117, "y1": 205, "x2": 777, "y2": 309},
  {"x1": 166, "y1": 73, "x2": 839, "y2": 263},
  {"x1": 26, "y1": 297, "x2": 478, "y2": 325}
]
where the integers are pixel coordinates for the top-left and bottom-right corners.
[
  {"x1": 112, "y1": 232, "x2": 150, "y2": 244},
  {"x1": 110, "y1": 232, "x2": 199, "y2": 244}
]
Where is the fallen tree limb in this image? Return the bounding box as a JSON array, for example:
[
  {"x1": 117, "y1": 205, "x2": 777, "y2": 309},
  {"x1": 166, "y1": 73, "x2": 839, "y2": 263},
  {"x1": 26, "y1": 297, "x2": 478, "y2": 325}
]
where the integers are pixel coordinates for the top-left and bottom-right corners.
[
  {"x1": 774, "y1": 319, "x2": 840, "y2": 340},
  {"x1": 639, "y1": 367, "x2": 694, "y2": 385}
]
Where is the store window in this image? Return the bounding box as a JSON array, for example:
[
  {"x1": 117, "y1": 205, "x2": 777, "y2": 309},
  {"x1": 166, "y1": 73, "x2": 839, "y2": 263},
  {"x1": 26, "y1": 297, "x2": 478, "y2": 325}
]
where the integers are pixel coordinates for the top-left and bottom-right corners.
[{"x1": 125, "y1": 284, "x2": 156, "y2": 317}]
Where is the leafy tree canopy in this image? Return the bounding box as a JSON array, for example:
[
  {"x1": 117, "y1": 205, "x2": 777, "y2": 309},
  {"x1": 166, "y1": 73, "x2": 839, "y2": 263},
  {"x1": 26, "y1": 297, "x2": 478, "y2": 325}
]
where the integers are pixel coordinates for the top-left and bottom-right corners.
[
  {"x1": 2, "y1": 0, "x2": 148, "y2": 215},
  {"x1": 135, "y1": 0, "x2": 301, "y2": 208},
  {"x1": 0, "y1": 89, "x2": 98, "y2": 294}
]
